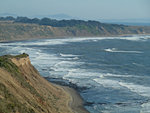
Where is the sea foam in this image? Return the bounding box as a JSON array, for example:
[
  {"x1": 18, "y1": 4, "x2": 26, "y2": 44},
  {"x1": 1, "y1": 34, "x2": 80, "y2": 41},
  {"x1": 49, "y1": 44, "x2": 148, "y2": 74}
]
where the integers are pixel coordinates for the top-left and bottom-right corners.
[{"x1": 104, "y1": 48, "x2": 143, "y2": 53}]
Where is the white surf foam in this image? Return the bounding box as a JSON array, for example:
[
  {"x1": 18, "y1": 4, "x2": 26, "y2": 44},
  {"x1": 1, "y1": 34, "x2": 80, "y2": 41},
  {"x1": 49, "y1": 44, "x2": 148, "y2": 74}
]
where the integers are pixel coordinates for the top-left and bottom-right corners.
[
  {"x1": 1, "y1": 35, "x2": 150, "y2": 49},
  {"x1": 94, "y1": 76, "x2": 150, "y2": 98},
  {"x1": 54, "y1": 60, "x2": 83, "y2": 67},
  {"x1": 93, "y1": 78, "x2": 122, "y2": 89},
  {"x1": 50, "y1": 60, "x2": 84, "y2": 75},
  {"x1": 121, "y1": 35, "x2": 150, "y2": 41},
  {"x1": 101, "y1": 73, "x2": 133, "y2": 78},
  {"x1": 141, "y1": 102, "x2": 150, "y2": 113},
  {"x1": 119, "y1": 82, "x2": 150, "y2": 97},
  {"x1": 59, "y1": 54, "x2": 79, "y2": 60},
  {"x1": 63, "y1": 69, "x2": 77, "y2": 77},
  {"x1": 104, "y1": 48, "x2": 143, "y2": 53},
  {"x1": 60, "y1": 53, "x2": 80, "y2": 57}
]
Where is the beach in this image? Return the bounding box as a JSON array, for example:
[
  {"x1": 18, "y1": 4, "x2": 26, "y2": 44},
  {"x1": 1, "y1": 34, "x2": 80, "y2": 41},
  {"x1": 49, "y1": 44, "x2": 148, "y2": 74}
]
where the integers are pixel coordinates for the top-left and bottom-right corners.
[{"x1": 58, "y1": 85, "x2": 89, "y2": 113}]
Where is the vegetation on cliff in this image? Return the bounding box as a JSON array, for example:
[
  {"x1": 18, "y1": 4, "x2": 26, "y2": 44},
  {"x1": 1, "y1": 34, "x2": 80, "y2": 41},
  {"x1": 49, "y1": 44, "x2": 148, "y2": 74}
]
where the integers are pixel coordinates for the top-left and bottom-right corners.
[{"x1": 0, "y1": 54, "x2": 72, "y2": 113}]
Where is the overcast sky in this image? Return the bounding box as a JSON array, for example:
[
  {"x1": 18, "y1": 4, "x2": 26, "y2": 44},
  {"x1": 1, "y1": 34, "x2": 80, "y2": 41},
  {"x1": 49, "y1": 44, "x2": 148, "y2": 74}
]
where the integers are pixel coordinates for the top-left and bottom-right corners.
[{"x1": 0, "y1": 0, "x2": 150, "y2": 20}]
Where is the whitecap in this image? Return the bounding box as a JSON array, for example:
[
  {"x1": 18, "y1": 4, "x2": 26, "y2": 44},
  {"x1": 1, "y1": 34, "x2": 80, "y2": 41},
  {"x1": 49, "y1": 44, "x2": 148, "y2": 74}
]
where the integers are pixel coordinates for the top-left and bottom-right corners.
[
  {"x1": 104, "y1": 48, "x2": 143, "y2": 53},
  {"x1": 93, "y1": 78, "x2": 122, "y2": 89},
  {"x1": 119, "y1": 82, "x2": 150, "y2": 97},
  {"x1": 141, "y1": 102, "x2": 150, "y2": 113},
  {"x1": 60, "y1": 53, "x2": 80, "y2": 57},
  {"x1": 101, "y1": 73, "x2": 133, "y2": 78}
]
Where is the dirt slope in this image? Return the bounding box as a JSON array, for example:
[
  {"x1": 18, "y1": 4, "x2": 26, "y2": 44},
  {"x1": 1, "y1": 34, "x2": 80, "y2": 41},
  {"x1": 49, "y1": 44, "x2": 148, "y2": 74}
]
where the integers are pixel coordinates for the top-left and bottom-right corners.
[{"x1": 0, "y1": 53, "x2": 72, "y2": 113}]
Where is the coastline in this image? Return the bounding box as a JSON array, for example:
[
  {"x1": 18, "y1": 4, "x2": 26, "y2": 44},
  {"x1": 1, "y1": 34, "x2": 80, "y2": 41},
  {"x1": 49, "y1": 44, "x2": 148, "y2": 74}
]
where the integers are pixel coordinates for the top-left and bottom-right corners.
[
  {"x1": 55, "y1": 84, "x2": 89, "y2": 113},
  {"x1": 0, "y1": 33, "x2": 150, "y2": 43}
]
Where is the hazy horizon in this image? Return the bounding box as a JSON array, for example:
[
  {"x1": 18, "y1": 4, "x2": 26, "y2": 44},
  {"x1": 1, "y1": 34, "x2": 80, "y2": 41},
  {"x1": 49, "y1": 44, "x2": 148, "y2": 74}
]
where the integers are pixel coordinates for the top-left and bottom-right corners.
[{"x1": 0, "y1": 0, "x2": 150, "y2": 20}]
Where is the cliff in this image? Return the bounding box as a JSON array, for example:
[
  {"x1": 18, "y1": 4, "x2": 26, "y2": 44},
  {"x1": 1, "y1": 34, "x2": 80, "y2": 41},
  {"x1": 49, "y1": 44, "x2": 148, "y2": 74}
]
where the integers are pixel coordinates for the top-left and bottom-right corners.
[
  {"x1": 0, "y1": 53, "x2": 72, "y2": 113},
  {"x1": 0, "y1": 21, "x2": 150, "y2": 42}
]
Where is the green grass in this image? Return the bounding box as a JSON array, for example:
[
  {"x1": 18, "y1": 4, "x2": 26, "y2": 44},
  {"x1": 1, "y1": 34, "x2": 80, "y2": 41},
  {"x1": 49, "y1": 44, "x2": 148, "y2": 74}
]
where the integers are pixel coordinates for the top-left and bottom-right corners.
[
  {"x1": 0, "y1": 55, "x2": 19, "y2": 73},
  {"x1": 0, "y1": 54, "x2": 42, "y2": 97},
  {"x1": 14, "y1": 53, "x2": 29, "y2": 58},
  {"x1": 0, "y1": 83, "x2": 35, "y2": 113},
  {"x1": 0, "y1": 53, "x2": 28, "y2": 73},
  {"x1": 0, "y1": 54, "x2": 45, "y2": 113}
]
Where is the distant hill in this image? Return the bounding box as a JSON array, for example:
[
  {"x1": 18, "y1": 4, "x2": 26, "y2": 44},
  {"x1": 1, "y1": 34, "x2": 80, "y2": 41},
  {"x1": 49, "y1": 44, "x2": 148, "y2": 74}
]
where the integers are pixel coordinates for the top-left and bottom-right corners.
[
  {"x1": 0, "y1": 16, "x2": 150, "y2": 42},
  {"x1": 100, "y1": 19, "x2": 150, "y2": 26},
  {"x1": 0, "y1": 53, "x2": 72, "y2": 113}
]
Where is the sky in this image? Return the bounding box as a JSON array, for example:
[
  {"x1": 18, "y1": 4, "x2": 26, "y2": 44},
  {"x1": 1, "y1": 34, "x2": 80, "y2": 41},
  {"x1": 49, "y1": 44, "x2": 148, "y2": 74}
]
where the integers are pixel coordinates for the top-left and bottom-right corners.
[{"x1": 0, "y1": 0, "x2": 150, "y2": 20}]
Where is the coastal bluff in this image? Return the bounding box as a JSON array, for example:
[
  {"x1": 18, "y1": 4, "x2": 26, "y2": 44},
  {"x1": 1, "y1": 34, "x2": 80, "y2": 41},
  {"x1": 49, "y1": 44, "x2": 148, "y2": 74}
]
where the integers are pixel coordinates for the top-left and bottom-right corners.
[
  {"x1": 0, "y1": 53, "x2": 73, "y2": 113},
  {"x1": 0, "y1": 20, "x2": 150, "y2": 42}
]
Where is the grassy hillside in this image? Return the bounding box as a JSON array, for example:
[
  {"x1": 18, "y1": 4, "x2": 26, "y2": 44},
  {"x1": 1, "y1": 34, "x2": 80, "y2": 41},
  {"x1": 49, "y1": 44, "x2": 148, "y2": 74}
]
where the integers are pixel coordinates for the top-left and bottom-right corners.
[
  {"x1": 0, "y1": 53, "x2": 72, "y2": 113},
  {"x1": 0, "y1": 20, "x2": 150, "y2": 42}
]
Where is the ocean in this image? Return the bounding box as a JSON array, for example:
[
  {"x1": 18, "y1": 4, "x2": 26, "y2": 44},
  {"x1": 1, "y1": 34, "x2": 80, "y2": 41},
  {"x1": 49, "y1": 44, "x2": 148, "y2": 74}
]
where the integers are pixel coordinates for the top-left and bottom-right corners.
[{"x1": 0, "y1": 35, "x2": 150, "y2": 113}]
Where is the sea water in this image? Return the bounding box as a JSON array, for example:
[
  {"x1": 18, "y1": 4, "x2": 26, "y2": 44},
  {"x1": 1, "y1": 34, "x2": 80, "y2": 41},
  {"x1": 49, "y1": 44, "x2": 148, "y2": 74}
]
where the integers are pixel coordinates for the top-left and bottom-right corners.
[{"x1": 0, "y1": 35, "x2": 150, "y2": 113}]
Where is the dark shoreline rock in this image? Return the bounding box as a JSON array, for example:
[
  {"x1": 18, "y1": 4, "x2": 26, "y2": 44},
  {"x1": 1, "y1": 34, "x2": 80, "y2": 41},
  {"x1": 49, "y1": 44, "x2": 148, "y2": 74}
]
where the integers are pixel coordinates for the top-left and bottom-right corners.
[
  {"x1": 45, "y1": 76, "x2": 94, "y2": 108},
  {"x1": 45, "y1": 76, "x2": 89, "y2": 92}
]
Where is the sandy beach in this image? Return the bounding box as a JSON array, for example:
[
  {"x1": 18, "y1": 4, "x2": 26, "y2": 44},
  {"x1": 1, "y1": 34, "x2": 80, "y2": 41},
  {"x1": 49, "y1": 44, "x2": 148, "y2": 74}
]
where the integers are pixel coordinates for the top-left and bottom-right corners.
[{"x1": 60, "y1": 85, "x2": 89, "y2": 113}]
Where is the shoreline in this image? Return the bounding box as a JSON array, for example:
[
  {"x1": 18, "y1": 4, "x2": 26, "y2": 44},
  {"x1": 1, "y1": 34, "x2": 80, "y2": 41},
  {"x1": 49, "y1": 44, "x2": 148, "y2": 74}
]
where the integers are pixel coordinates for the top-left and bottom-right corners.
[
  {"x1": 0, "y1": 33, "x2": 150, "y2": 43},
  {"x1": 55, "y1": 84, "x2": 89, "y2": 113}
]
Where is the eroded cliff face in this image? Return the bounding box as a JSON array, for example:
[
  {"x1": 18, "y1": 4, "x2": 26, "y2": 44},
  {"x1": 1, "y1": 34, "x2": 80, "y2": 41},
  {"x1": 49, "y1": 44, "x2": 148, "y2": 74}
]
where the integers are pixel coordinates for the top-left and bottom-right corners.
[
  {"x1": 11, "y1": 56, "x2": 31, "y2": 67},
  {"x1": 0, "y1": 54, "x2": 72, "y2": 113}
]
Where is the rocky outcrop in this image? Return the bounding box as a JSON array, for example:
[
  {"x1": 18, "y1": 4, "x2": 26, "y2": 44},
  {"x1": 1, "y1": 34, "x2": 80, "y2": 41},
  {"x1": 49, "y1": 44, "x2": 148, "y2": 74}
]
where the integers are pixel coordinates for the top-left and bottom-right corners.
[{"x1": 11, "y1": 56, "x2": 31, "y2": 67}]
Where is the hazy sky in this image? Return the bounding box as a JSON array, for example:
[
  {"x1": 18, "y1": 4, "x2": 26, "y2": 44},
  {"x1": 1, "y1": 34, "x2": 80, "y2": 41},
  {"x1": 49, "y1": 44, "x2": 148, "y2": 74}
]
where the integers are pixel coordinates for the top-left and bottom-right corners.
[{"x1": 0, "y1": 0, "x2": 150, "y2": 20}]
